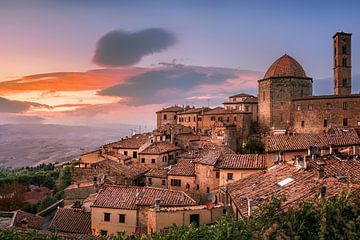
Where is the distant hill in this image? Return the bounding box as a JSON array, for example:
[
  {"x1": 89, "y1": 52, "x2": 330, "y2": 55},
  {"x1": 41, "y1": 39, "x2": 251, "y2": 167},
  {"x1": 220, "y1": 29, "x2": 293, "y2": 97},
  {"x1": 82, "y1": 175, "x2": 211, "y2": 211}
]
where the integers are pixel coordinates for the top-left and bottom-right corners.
[{"x1": 0, "y1": 124, "x2": 141, "y2": 168}]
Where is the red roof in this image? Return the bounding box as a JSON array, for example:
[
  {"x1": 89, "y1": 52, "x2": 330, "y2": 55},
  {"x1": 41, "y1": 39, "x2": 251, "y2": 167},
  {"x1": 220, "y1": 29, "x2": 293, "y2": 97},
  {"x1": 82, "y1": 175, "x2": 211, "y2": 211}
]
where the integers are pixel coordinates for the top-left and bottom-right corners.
[
  {"x1": 217, "y1": 154, "x2": 267, "y2": 169},
  {"x1": 49, "y1": 208, "x2": 91, "y2": 234},
  {"x1": 264, "y1": 54, "x2": 307, "y2": 79},
  {"x1": 226, "y1": 164, "x2": 359, "y2": 218},
  {"x1": 92, "y1": 185, "x2": 196, "y2": 209},
  {"x1": 140, "y1": 141, "x2": 180, "y2": 154},
  {"x1": 168, "y1": 160, "x2": 195, "y2": 176}
]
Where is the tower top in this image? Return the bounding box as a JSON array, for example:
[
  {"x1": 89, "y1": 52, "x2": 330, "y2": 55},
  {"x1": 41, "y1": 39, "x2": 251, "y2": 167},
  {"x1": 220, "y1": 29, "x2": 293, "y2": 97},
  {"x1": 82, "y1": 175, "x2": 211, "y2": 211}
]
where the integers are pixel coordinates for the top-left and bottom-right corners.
[{"x1": 333, "y1": 32, "x2": 352, "y2": 38}]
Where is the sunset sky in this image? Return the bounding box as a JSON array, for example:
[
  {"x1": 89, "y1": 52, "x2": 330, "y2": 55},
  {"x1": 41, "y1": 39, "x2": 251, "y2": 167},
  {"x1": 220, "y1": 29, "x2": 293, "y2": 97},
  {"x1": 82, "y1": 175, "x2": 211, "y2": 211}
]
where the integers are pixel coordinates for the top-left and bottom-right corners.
[{"x1": 1, "y1": 0, "x2": 359, "y2": 127}]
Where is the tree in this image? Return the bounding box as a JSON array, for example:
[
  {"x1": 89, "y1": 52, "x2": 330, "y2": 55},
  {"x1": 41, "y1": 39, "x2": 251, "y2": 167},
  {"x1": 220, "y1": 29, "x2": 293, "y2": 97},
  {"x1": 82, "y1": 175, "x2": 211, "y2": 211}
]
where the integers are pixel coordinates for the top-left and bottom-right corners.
[{"x1": 240, "y1": 137, "x2": 265, "y2": 154}]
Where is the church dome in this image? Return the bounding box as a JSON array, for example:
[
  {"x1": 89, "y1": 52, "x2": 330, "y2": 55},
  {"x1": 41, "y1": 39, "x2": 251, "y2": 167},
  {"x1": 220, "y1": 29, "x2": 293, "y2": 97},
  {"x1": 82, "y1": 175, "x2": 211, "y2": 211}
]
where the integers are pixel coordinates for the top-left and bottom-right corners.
[{"x1": 263, "y1": 54, "x2": 307, "y2": 79}]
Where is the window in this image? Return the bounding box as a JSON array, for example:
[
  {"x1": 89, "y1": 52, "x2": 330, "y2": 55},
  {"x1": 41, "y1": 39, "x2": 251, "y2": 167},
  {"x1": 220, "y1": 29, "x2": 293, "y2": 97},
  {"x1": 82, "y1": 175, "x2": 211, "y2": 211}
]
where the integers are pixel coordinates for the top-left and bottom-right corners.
[
  {"x1": 226, "y1": 117, "x2": 230, "y2": 122},
  {"x1": 133, "y1": 151, "x2": 137, "y2": 158},
  {"x1": 193, "y1": 116, "x2": 196, "y2": 122},
  {"x1": 188, "y1": 117, "x2": 191, "y2": 122},
  {"x1": 263, "y1": 91, "x2": 266, "y2": 101},
  {"x1": 196, "y1": 184, "x2": 199, "y2": 190},
  {"x1": 151, "y1": 159, "x2": 156, "y2": 164},
  {"x1": 308, "y1": 104, "x2": 313, "y2": 110},
  {"x1": 342, "y1": 46, "x2": 347, "y2": 54},
  {"x1": 93, "y1": 176, "x2": 98, "y2": 182},
  {"x1": 301, "y1": 121, "x2": 305, "y2": 128},
  {"x1": 227, "y1": 173, "x2": 233, "y2": 180},
  {"x1": 198, "y1": 117, "x2": 202, "y2": 121},
  {"x1": 216, "y1": 171, "x2": 220, "y2": 178},
  {"x1": 141, "y1": 158, "x2": 145, "y2": 163},
  {"x1": 324, "y1": 119, "x2": 328, "y2": 127},
  {"x1": 162, "y1": 156, "x2": 167, "y2": 162},
  {"x1": 326, "y1": 103, "x2": 332, "y2": 110},
  {"x1": 357, "y1": 121, "x2": 360, "y2": 126},
  {"x1": 174, "y1": 115, "x2": 177, "y2": 120},
  {"x1": 186, "y1": 183, "x2": 190, "y2": 190},
  {"x1": 162, "y1": 179, "x2": 166, "y2": 186},
  {"x1": 119, "y1": 214, "x2": 126, "y2": 223},
  {"x1": 124, "y1": 151, "x2": 128, "y2": 156},
  {"x1": 104, "y1": 213, "x2": 110, "y2": 222},
  {"x1": 170, "y1": 179, "x2": 181, "y2": 187},
  {"x1": 163, "y1": 114, "x2": 167, "y2": 120},
  {"x1": 343, "y1": 118, "x2": 348, "y2": 127},
  {"x1": 148, "y1": 178, "x2": 152, "y2": 185},
  {"x1": 234, "y1": 117, "x2": 237, "y2": 121},
  {"x1": 100, "y1": 230, "x2": 108, "y2": 236},
  {"x1": 206, "y1": 187, "x2": 210, "y2": 193},
  {"x1": 342, "y1": 78, "x2": 347, "y2": 87},
  {"x1": 211, "y1": 116, "x2": 216, "y2": 121},
  {"x1": 245, "y1": 106, "x2": 249, "y2": 112},
  {"x1": 218, "y1": 117, "x2": 223, "y2": 122},
  {"x1": 343, "y1": 57, "x2": 347, "y2": 66},
  {"x1": 223, "y1": 209, "x2": 227, "y2": 215},
  {"x1": 296, "y1": 105, "x2": 301, "y2": 111},
  {"x1": 343, "y1": 102, "x2": 348, "y2": 110}
]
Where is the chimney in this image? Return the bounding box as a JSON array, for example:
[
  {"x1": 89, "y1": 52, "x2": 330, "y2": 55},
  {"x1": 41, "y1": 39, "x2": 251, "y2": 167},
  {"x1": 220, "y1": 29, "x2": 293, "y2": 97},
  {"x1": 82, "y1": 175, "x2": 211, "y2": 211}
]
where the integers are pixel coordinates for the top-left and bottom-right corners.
[
  {"x1": 317, "y1": 161, "x2": 326, "y2": 179},
  {"x1": 319, "y1": 185, "x2": 326, "y2": 198},
  {"x1": 20, "y1": 218, "x2": 29, "y2": 229},
  {"x1": 247, "y1": 198, "x2": 252, "y2": 217},
  {"x1": 154, "y1": 198, "x2": 161, "y2": 211}
]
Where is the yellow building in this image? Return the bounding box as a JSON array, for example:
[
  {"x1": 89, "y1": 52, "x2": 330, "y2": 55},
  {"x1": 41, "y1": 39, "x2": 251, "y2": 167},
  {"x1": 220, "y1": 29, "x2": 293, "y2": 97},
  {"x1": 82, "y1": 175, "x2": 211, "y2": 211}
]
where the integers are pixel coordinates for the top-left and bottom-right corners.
[
  {"x1": 138, "y1": 141, "x2": 181, "y2": 168},
  {"x1": 91, "y1": 185, "x2": 196, "y2": 236}
]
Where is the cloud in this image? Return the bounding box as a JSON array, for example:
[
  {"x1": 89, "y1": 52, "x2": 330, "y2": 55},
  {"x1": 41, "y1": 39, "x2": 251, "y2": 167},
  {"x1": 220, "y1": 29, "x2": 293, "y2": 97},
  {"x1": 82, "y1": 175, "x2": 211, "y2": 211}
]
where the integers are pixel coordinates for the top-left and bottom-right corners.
[
  {"x1": 99, "y1": 65, "x2": 261, "y2": 106},
  {"x1": 0, "y1": 113, "x2": 44, "y2": 124},
  {"x1": 93, "y1": 28, "x2": 176, "y2": 67},
  {"x1": 0, "y1": 97, "x2": 32, "y2": 113}
]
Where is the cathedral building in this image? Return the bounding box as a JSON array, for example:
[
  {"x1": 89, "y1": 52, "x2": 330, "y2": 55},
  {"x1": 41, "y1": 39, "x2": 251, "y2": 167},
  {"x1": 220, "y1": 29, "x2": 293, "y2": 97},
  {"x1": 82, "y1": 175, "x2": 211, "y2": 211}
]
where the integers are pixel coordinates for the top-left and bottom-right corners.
[{"x1": 258, "y1": 32, "x2": 360, "y2": 134}]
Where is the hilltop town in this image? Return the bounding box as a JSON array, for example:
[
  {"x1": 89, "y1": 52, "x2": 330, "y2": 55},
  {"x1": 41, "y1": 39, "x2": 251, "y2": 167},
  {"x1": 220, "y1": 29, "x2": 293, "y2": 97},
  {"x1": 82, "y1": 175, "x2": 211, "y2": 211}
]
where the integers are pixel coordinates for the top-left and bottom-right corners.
[{"x1": 1, "y1": 32, "x2": 360, "y2": 239}]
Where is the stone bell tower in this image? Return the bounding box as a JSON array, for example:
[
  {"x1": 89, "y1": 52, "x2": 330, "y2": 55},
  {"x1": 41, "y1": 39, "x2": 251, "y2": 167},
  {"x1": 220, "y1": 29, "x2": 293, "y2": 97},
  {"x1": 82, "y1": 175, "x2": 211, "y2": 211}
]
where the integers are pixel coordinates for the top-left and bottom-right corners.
[{"x1": 333, "y1": 32, "x2": 352, "y2": 95}]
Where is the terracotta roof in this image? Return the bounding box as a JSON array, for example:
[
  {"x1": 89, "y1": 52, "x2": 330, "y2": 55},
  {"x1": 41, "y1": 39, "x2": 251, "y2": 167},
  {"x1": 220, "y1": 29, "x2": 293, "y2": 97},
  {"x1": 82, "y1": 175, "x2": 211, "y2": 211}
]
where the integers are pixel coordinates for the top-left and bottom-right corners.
[
  {"x1": 326, "y1": 128, "x2": 360, "y2": 146},
  {"x1": 229, "y1": 93, "x2": 255, "y2": 98},
  {"x1": 309, "y1": 155, "x2": 360, "y2": 183},
  {"x1": 266, "y1": 134, "x2": 328, "y2": 152},
  {"x1": 217, "y1": 154, "x2": 267, "y2": 169},
  {"x1": 193, "y1": 142, "x2": 235, "y2": 166},
  {"x1": 145, "y1": 168, "x2": 168, "y2": 178},
  {"x1": 102, "y1": 151, "x2": 131, "y2": 161},
  {"x1": 203, "y1": 107, "x2": 249, "y2": 115},
  {"x1": 225, "y1": 164, "x2": 360, "y2": 218},
  {"x1": 156, "y1": 106, "x2": 184, "y2": 113},
  {"x1": 140, "y1": 141, "x2": 180, "y2": 154},
  {"x1": 263, "y1": 54, "x2": 308, "y2": 79},
  {"x1": 168, "y1": 160, "x2": 195, "y2": 176},
  {"x1": 92, "y1": 185, "x2": 196, "y2": 209},
  {"x1": 112, "y1": 133, "x2": 152, "y2": 149},
  {"x1": 178, "y1": 107, "x2": 210, "y2": 114},
  {"x1": 13, "y1": 210, "x2": 43, "y2": 230},
  {"x1": 96, "y1": 159, "x2": 149, "y2": 179},
  {"x1": 223, "y1": 97, "x2": 258, "y2": 104},
  {"x1": 266, "y1": 128, "x2": 360, "y2": 152},
  {"x1": 48, "y1": 208, "x2": 91, "y2": 234}
]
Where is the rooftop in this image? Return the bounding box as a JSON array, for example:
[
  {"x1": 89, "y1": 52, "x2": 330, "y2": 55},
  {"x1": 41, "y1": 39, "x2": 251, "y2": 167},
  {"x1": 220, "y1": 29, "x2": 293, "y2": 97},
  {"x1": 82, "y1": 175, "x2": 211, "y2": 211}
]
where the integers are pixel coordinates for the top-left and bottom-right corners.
[
  {"x1": 217, "y1": 154, "x2": 267, "y2": 169},
  {"x1": 263, "y1": 54, "x2": 308, "y2": 79},
  {"x1": 48, "y1": 208, "x2": 91, "y2": 234},
  {"x1": 156, "y1": 105, "x2": 184, "y2": 113},
  {"x1": 112, "y1": 133, "x2": 152, "y2": 149},
  {"x1": 229, "y1": 93, "x2": 256, "y2": 98},
  {"x1": 145, "y1": 168, "x2": 169, "y2": 178},
  {"x1": 225, "y1": 164, "x2": 360, "y2": 219},
  {"x1": 92, "y1": 185, "x2": 196, "y2": 209},
  {"x1": 140, "y1": 141, "x2": 180, "y2": 155},
  {"x1": 168, "y1": 160, "x2": 195, "y2": 176},
  {"x1": 203, "y1": 107, "x2": 250, "y2": 115}
]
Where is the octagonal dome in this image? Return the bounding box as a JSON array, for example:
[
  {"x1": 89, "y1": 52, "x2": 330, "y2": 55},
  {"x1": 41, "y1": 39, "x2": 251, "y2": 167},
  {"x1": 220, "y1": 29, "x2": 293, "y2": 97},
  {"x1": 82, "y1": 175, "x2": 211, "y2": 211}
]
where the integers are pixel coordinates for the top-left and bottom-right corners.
[{"x1": 264, "y1": 54, "x2": 307, "y2": 79}]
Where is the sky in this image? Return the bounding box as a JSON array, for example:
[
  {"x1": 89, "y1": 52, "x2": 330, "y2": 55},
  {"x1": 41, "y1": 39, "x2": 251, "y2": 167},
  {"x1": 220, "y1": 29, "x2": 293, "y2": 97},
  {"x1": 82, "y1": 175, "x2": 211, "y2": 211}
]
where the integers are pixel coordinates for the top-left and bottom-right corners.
[{"x1": 0, "y1": 0, "x2": 359, "y2": 127}]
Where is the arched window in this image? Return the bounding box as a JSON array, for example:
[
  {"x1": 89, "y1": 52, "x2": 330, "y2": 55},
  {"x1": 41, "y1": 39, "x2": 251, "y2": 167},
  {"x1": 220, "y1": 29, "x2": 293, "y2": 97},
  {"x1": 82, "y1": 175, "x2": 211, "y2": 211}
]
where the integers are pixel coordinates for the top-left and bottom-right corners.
[{"x1": 343, "y1": 58, "x2": 347, "y2": 66}]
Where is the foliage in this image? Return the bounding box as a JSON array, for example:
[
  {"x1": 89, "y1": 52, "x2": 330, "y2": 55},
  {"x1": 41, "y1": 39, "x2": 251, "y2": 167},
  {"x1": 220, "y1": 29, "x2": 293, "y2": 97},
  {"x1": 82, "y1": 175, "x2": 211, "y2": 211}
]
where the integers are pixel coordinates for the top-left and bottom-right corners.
[
  {"x1": 0, "y1": 193, "x2": 359, "y2": 240},
  {"x1": 239, "y1": 137, "x2": 265, "y2": 154}
]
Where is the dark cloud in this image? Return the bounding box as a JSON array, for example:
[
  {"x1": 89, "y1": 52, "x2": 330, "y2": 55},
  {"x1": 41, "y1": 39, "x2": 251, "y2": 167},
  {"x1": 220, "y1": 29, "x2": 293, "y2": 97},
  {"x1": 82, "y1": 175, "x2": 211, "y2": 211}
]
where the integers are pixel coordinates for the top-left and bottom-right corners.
[
  {"x1": 98, "y1": 65, "x2": 251, "y2": 106},
  {"x1": 93, "y1": 28, "x2": 176, "y2": 67},
  {"x1": 0, "y1": 97, "x2": 32, "y2": 113}
]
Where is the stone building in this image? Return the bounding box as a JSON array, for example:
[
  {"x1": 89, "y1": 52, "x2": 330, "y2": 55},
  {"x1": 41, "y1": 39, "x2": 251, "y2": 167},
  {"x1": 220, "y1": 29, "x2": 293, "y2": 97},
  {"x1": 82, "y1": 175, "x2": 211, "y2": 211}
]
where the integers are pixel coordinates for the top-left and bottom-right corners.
[
  {"x1": 258, "y1": 32, "x2": 360, "y2": 134},
  {"x1": 156, "y1": 106, "x2": 185, "y2": 129},
  {"x1": 223, "y1": 93, "x2": 258, "y2": 124}
]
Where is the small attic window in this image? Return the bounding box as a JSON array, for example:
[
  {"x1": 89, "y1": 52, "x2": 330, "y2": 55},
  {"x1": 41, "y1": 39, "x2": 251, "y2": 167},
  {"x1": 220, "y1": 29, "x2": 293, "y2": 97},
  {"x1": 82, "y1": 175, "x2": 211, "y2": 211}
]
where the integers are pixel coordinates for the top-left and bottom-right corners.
[{"x1": 277, "y1": 177, "x2": 294, "y2": 187}]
